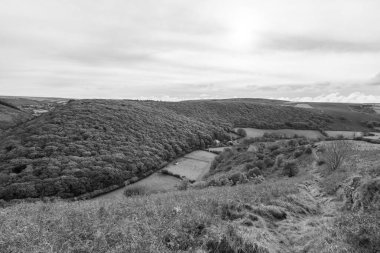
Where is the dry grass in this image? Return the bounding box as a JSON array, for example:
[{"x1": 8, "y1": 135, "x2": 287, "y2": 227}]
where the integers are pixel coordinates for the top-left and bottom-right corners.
[{"x1": 0, "y1": 177, "x2": 309, "y2": 253}]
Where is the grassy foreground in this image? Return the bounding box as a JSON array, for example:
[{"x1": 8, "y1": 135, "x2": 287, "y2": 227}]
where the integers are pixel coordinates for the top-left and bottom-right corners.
[
  {"x1": 1, "y1": 176, "x2": 314, "y2": 253},
  {"x1": 1, "y1": 140, "x2": 379, "y2": 253}
]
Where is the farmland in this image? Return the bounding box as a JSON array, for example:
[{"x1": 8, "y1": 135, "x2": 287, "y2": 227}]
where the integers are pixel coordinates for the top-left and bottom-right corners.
[
  {"x1": 96, "y1": 150, "x2": 217, "y2": 200},
  {"x1": 237, "y1": 127, "x2": 324, "y2": 139}
]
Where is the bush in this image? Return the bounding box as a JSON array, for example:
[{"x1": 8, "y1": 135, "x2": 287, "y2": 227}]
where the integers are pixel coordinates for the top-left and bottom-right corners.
[
  {"x1": 177, "y1": 179, "x2": 190, "y2": 191},
  {"x1": 336, "y1": 212, "x2": 380, "y2": 253},
  {"x1": 317, "y1": 159, "x2": 325, "y2": 166},
  {"x1": 254, "y1": 160, "x2": 265, "y2": 170},
  {"x1": 305, "y1": 145, "x2": 313, "y2": 154},
  {"x1": 293, "y1": 149, "x2": 304, "y2": 158},
  {"x1": 247, "y1": 167, "x2": 262, "y2": 177},
  {"x1": 275, "y1": 154, "x2": 284, "y2": 168},
  {"x1": 263, "y1": 157, "x2": 275, "y2": 168},
  {"x1": 236, "y1": 128, "x2": 247, "y2": 137},
  {"x1": 324, "y1": 141, "x2": 351, "y2": 171},
  {"x1": 283, "y1": 160, "x2": 298, "y2": 177},
  {"x1": 124, "y1": 185, "x2": 147, "y2": 197},
  {"x1": 228, "y1": 173, "x2": 244, "y2": 185}
]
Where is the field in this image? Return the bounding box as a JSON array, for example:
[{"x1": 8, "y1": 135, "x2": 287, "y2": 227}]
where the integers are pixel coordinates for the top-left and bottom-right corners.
[
  {"x1": 95, "y1": 173, "x2": 182, "y2": 201},
  {"x1": 95, "y1": 150, "x2": 216, "y2": 200},
  {"x1": 364, "y1": 132, "x2": 380, "y2": 140},
  {"x1": 325, "y1": 130, "x2": 363, "y2": 139},
  {"x1": 292, "y1": 103, "x2": 314, "y2": 109},
  {"x1": 164, "y1": 151, "x2": 217, "y2": 181},
  {"x1": 238, "y1": 127, "x2": 324, "y2": 139}
]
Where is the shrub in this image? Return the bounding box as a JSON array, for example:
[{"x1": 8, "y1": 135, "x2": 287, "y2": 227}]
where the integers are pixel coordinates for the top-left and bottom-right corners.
[
  {"x1": 275, "y1": 154, "x2": 284, "y2": 168},
  {"x1": 336, "y1": 212, "x2": 380, "y2": 253},
  {"x1": 263, "y1": 157, "x2": 275, "y2": 168},
  {"x1": 254, "y1": 160, "x2": 265, "y2": 170},
  {"x1": 244, "y1": 163, "x2": 255, "y2": 171},
  {"x1": 293, "y1": 149, "x2": 304, "y2": 158},
  {"x1": 317, "y1": 159, "x2": 326, "y2": 166},
  {"x1": 177, "y1": 179, "x2": 190, "y2": 191},
  {"x1": 305, "y1": 145, "x2": 313, "y2": 154},
  {"x1": 247, "y1": 167, "x2": 262, "y2": 177},
  {"x1": 236, "y1": 128, "x2": 247, "y2": 137},
  {"x1": 282, "y1": 160, "x2": 298, "y2": 177},
  {"x1": 324, "y1": 140, "x2": 351, "y2": 171},
  {"x1": 268, "y1": 143, "x2": 280, "y2": 152},
  {"x1": 124, "y1": 185, "x2": 147, "y2": 197},
  {"x1": 228, "y1": 172, "x2": 244, "y2": 185}
]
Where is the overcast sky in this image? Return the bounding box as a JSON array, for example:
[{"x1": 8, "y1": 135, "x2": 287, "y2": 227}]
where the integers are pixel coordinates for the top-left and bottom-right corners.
[{"x1": 0, "y1": 0, "x2": 379, "y2": 102}]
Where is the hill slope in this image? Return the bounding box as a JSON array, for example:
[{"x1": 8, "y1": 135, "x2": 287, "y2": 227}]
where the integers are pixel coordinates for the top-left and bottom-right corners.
[
  {"x1": 0, "y1": 102, "x2": 30, "y2": 132},
  {"x1": 0, "y1": 100, "x2": 228, "y2": 200},
  {"x1": 0, "y1": 98, "x2": 379, "y2": 200}
]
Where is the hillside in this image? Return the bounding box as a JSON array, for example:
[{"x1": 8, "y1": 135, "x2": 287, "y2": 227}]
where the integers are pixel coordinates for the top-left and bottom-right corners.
[
  {"x1": 158, "y1": 100, "x2": 333, "y2": 130},
  {"x1": 0, "y1": 102, "x2": 31, "y2": 132},
  {"x1": 1, "y1": 138, "x2": 378, "y2": 252},
  {"x1": 0, "y1": 99, "x2": 230, "y2": 200},
  {"x1": 0, "y1": 98, "x2": 379, "y2": 201},
  {"x1": 286, "y1": 101, "x2": 380, "y2": 130}
]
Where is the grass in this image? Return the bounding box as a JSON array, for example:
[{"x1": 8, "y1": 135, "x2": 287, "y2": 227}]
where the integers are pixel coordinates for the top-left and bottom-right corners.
[
  {"x1": 164, "y1": 158, "x2": 210, "y2": 181},
  {"x1": 239, "y1": 128, "x2": 324, "y2": 139},
  {"x1": 0, "y1": 176, "x2": 309, "y2": 253},
  {"x1": 315, "y1": 140, "x2": 380, "y2": 252}
]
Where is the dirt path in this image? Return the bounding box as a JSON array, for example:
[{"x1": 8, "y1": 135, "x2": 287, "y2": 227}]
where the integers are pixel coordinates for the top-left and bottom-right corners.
[{"x1": 274, "y1": 151, "x2": 341, "y2": 252}]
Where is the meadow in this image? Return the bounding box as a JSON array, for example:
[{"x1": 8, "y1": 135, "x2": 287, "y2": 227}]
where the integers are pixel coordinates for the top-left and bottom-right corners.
[{"x1": 237, "y1": 128, "x2": 324, "y2": 139}]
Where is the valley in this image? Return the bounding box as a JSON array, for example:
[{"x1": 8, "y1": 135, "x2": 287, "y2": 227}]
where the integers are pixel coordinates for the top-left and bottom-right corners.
[{"x1": 0, "y1": 96, "x2": 379, "y2": 253}]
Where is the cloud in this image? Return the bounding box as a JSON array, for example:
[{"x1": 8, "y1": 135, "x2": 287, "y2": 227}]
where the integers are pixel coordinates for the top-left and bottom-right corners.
[
  {"x1": 260, "y1": 33, "x2": 380, "y2": 52},
  {"x1": 0, "y1": 0, "x2": 380, "y2": 101},
  {"x1": 368, "y1": 72, "x2": 380, "y2": 86},
  {"x1": 281, "y1": 92, "x2": 380, "y2": 103}
]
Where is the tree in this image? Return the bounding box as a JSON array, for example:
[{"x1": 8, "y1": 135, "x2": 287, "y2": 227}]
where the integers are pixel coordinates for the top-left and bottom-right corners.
[
  {"x1": 236, "y1": 128, "x2": 247, "y2": 137},
  {"x1": 324, "y1": 140, "x2": 351, "y2": 171}
]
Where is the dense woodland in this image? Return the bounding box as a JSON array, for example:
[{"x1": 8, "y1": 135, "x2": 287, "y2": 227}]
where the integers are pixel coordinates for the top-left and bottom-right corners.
[
  {"x1": 0, "y1": 100, "x2": 229, "y2": 200},
  {"x1": 0, "y1": 99, "x2": 379, "y2": 200},
  {"x1": 158, "y1": 100, "x2": 333, "y2": 130}
]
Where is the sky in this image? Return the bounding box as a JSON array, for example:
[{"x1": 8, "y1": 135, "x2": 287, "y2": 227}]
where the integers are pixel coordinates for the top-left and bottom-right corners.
[{"x1": 0, "y1": 0, "x2": 379, "y2": 102}]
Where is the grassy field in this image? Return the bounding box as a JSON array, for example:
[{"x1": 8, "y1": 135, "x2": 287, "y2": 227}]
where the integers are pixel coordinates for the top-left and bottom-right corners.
[
  {"x1": 238, "y1": 127, "x2": 324, "y2": 139},
  {"x1": 95, "y1": 150, "x2": 216, "y2": 200},
  {"x1": 94, "y1": 173, "x2": 182, "y2": 201},
  {"x1": 325, "y1": 130, "x2": 363, "y2": 139},
  {"x1": 0, "y1": 175, "x2": 313, "y2": 253},
  {"x1": 163, "y1": 151, "x2": 217, "y2": 181}
]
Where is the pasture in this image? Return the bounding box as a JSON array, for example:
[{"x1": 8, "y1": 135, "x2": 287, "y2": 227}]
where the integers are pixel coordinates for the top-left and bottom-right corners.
[
  {"x1": 237, "y1": 128, "x2": 324, "y2": 139},
  {"x1": 167, "y1": 150, "x2": 217, "y2": 180},
  {"x1": 95, "y1": 173, "x2": 182, "y2": 200},
  {"x1": 95, "y1": 150, "x2": 216, "y2": 200},
  {"x1": 325, "y1": 130, "x2": 363, "y2": 139}
]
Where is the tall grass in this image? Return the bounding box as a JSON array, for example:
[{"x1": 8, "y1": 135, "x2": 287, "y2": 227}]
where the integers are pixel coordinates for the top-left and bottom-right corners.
[{"x1": 0, "y1": 178, "x2": 304, "y2": 253}]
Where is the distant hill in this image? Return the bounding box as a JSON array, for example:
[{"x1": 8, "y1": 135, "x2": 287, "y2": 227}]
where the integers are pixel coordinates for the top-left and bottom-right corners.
[
  {"x1": 0, "y1": 96, "x2": 69, "y2": 133},
  {"x1": 0, "y1": 102, "x2": 30, "y2": 133},
  {"x1": 0, "y1": 97, "x2": 379, "y2": 200}
]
